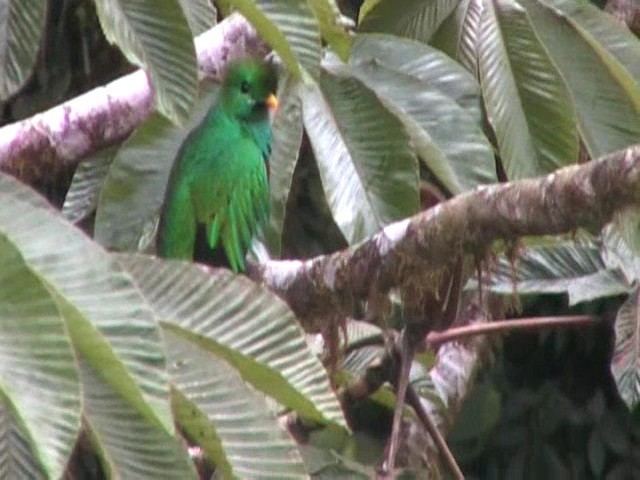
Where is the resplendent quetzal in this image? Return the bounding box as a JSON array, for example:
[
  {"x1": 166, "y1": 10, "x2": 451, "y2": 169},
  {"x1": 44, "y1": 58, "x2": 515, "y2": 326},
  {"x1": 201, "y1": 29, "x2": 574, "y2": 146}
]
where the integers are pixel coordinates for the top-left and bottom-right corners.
[{"x1": 157, "y1": 58, "x2": 278, "y2": 272}]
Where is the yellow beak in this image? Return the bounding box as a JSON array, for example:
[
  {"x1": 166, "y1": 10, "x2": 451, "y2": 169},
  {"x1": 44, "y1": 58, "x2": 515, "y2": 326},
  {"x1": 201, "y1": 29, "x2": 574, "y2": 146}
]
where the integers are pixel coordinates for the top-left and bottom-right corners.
[{"x1": 265, "y1": 93, "x2": 279, "y2": 112}]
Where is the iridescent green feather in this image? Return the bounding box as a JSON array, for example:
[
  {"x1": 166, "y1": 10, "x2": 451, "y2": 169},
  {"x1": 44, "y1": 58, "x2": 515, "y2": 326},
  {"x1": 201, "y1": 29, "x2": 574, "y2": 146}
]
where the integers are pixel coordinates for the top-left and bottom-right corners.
[{"x1": 157, "y1": 58, "x2": 277, "y2": 271}]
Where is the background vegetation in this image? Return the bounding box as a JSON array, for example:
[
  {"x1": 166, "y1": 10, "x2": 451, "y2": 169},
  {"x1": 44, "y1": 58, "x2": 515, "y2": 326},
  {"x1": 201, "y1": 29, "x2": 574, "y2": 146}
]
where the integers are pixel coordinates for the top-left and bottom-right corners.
[{"x1": 0, "y1": 0, "x2": 639, "y2": 478}]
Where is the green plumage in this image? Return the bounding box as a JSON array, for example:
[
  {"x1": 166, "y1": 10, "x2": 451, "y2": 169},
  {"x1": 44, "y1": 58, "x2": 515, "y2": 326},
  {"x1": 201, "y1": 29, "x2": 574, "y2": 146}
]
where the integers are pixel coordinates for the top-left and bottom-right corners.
[{"x1": 157, "y1": 58, "x2": 278, "y2": 271}]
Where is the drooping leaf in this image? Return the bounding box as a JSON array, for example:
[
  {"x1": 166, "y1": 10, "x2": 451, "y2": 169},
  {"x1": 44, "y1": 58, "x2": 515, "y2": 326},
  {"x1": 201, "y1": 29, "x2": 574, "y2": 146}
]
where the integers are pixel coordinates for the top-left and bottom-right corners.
[
  {"x1": 0, "y1": 236, "x2": 80, "y2": 478},
  {"x1": 226, "y1": 0, "x2": 322, "y2": 78},
  {"x1": 177, "y1": 0, "x2": 217, "y2": 36},
  {"x1": 302, "y1": 69, "x2": 419, "y2": 244},
  {"x1": 118, "y1": 254, "x2": 348, "y2": 429},
  {"x1": 0, "y1": 399, "x2": 46, "y2": 479},
  {"x1": 478, "y1": 0, "x2": 578, "y2": 179},
  {"x1": 610, "y1": 288, "x2": 640, "y2": 411},
  {"x1": 521, "y1": 0, "x2": 640, "y2": 158},
  {"x1": 0, "y1": 176, "x2": 173, "y2": 435},
  {"x1": 0, "y1": 0, "x2": 47, "y2": 100},
  {"x1": 349, "y1": 34, "x2": 496, "y2": 193},
  {"x1": 93, "y1": 0, "x2": 198, "y2": 124},
  {"x1": 431, "y1": 0, "x2": 484, "y2": 77},
  {"x1": 602, "y1": 223, "x2": 640, "y2": 285},
  {"x1": 79, "y1": 356, "x2": 195, "y2": 479},
  {"x1": 541, "y1": 0, "x2": 640, "y2": 81},
  {"x1": 308, "y1": 0, "x2": 354, "y2": 61},
  {"x1": 0, "y1": 173, "x2": 53, "y2": 211},
  {"x1": 95, "y1": 85, "x2": 217, "y2": 252},
  {"x1": 62, "y1": 148, "x2": 117, "y2": 225},
  {"x1": 487, "y1": 241, "x2": 630, "y2": 305},
  {"x1": 358, "y1": 0, "x2": 458, "y2": 44},
  {"x1": 265, "y1": 75, "x2": 304, "y2": 256},
  {"x1": 167, "y1": 331, "x2": 307, "y2": 479}
]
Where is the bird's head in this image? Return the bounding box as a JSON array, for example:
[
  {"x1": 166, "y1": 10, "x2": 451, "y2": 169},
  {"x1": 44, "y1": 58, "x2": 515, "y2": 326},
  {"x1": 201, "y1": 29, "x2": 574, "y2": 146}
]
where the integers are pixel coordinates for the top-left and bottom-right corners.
[{"x1": 220, "y1": 58, "x2": 278, "y2": 121}]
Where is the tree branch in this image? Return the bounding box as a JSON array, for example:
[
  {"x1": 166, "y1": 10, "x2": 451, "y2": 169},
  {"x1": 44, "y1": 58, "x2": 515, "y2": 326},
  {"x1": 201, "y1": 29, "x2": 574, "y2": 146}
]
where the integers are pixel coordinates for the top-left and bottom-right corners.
[
  {"x1": 0, "y1": 14, "x2": 265, "y2": 182},
  {"x1": 254, "y1": 146, "x2": 640, "y2": 331}
]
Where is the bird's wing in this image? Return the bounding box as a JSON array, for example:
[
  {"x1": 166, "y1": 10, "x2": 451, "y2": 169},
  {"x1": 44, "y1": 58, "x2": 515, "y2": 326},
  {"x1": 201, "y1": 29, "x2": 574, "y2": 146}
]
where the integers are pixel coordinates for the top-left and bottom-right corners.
[{"x1": 190, "y1": 136, "x2": 269, "y2": 272}]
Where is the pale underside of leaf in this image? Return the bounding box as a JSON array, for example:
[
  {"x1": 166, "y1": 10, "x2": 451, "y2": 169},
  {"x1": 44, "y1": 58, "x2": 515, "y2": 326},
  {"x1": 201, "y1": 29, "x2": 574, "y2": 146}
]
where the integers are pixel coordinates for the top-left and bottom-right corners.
[
  {"x1": 521, "y1": 0, "x2": 640, "y2": 159},
  {"x1": 0, "y1": 0, "x2": 46, "y2": 100},
  {"x1": 0, "y1": 191, "x2": 172, "y2": 435},
  {"x1": 358, "y1": 0, "x2": 459, "y2": 44},
  {"x1": 0, "y1": 399, "x2": 46, "y2": 479},
  {"x1": 79, "y1": 355, "x2": 196, "y2": 479},
  {"x1": 0, "y1": 236, "x2": 80, "y2": 479},
  {"x1": 177, "y1": 0, "x2": 217, "y2": 36},
  {"x1": 479, "y1": 0, "x2": 578, "y2": 179},
  {"x1": 117, "y1": 254, "x2": 348, "y2": 429},
  {"x1": 610, "y1": 288, "x2": 640, "y2": 411},
  {"x1": 93, "y1": 0, "x2": 198, "y2": 124},
  {"x1": 303, "y1": 70, "x2": 419, "y2": 244},
  {"x1": 227, "y1": 0, "x2": 322, "y2": 79},
  {"x1": 166, "y1": 330, "x2": 307, "y2": 479},
  {"x1": 265, "y1": 76, "x2": 304, "y2": 256}
]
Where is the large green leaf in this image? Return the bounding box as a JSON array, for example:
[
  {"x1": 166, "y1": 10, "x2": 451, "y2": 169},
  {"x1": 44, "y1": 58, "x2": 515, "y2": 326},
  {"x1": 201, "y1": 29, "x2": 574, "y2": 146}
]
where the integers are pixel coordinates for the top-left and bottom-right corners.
[
  {"x1": 93, "y1": 0, "x2": 198, "y2": 124},
  {"x1": 118, "y1": 254, "x2": 348, "y2": 429},
  {"x1": 226, "y1": 0, "x2": 322, "y2": 78},
  {"x1": 0, "y1": 400, "x2": 46, "y2": 479},
  {"x1": 79, "y1": 356, "x2": 196, "y2": 479},
  {"x1": 541, "y1": 0, "x2": 640, "y2": 81},
  {"x1": 302, "y1": 69, "x2": 419, "y2": 244},
  {"x1": 0, "y1": 0, "x2": 46, "y2": 100},
  {"x1": 521, "y1": 0, "x2": 640, "y2": 158},
  {"x1": 0, "y1": 176, "x2": 172, "y2": 435},
  {"x1": 478, "y1": 0, "x2": 578, "y2": 179},
  {"x1": 358, "y1": 0, "x2": 458, "y2": 44},
  {"x1": 431, "y1": 0, "x2": 484, "y2": 77},
  {"x1": 349, "y1": 34, "x2": 496, "y2": 193},
  {"x1": 610, "y1": 288, "x2": 640, "y2": 411},
  {"x1": 0, "y1": 236, "x2": 80, "y2": 478},
  {"x1": 0, "y1": 173, "x2": 52, "y2": 211},
  {"x1": 62, "y1": 148, "x2": 116, "y2": 225},
  {"x1": 167, "y1": 331, "x2": 307, "y2": 479},
  {"x1": 94, "y1": 85, "x2": 217, "y2": 252},
  {"x1": 177, "y1": 0, "x2": 217, "y2": 36},
  {"x1": 265, "y1": 75, "x2": 304, "y2": 256},
  {"x1": 308, "y1": 0, "x2": 354, "y2": 61}
]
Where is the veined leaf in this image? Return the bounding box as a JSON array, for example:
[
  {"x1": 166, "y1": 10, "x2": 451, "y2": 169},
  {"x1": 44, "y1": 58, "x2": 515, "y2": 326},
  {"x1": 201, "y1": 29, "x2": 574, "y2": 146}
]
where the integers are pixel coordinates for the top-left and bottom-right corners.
[
  {"x1": 177, "y1": 0, "x2": 216, "y2": 36},
  {"x1": 358, "y1": 0, "x2": 458, "y2": 44},
  {"x1": 79, "y1": 356, "x2": 196, "y2": 479},
  {"x1": 431, "y1": 0, "x2": 484, "y2": 77},
  {"x1": 0, "y1": 236, "x2": 80, "y2": 478},
  {"x1": 118, "y1": 254, "x2": 348, "y2": 429},
  {"x1": 95, "y1": 85, "x2": 218, "y2": 252},
  {"x1": 487, "y1": 241, "x2": 630, "y2": 305},
  {"x1": 63, "y1": 148, "x2": 117, "y2": 225},
  {"x1": 226, "y1": 0, "x2": 322, "y2": 78},
  {"x1": 303, "y1": 69, "x2": 419, "y2": 244},
  {"x1": 0, "y1": 176, "x2": 173, "y2": 435},
  {"x1": 94, "y1": 0, "x2": 198, "y2": 124},
  {"x1": 349, "y1": 35, "x2": 496, "y2": 193},
  {"x1": 0, "y1": 399, "x2": 46, "y2": 479},
  {"x1": 521, "y1": 0, "x2": 640, "y2": 158},
  {"x1": 265, "y1": 75, "x2": 304, "y2": 256},
  {"x1": 0, "y1": 0, "x2": 46, "y2": 100},
  {"x1": 308, "y1": 0, "x2": 354, "y2": 61},
  {"x1": 610, "y1": 288, "x2": 640, "y2": 411},
  {"x1": 478, "y1": 0, "x2": 578, "y2": 179},
  {"x1": 540, "y1": 0, "x2": 640, "y2": 81},
  {"x1": 167, "y1": 331, "x2": 307, "y2": 479}
]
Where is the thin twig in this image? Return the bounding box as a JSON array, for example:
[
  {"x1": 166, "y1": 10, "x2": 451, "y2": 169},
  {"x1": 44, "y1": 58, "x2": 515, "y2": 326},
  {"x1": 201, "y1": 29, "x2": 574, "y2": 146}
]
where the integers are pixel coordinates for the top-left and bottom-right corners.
[
  {"x1": 379, "y1": 331, "x2": 414, "y2": 478},
  {"x1": 426, "y1": 315, "x2": 595, "y2": 348},
  {"x1": 406, "y1": 385, "x2": 464, "y2": 480}
]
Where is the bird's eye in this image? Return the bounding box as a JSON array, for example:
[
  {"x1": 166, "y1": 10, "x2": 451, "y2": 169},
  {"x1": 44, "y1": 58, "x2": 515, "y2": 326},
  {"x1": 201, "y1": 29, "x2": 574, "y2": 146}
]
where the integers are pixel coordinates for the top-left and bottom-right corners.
[{"x1": 240, "y1": 80, "x2": 250, "y2": 94}]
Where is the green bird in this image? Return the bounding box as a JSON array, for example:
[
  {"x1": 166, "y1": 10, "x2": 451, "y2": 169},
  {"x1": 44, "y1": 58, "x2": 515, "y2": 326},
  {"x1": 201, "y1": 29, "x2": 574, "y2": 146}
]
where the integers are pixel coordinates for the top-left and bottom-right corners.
[{"x1": 157, "y1": 58, "x2": 278, "y2": 272}]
